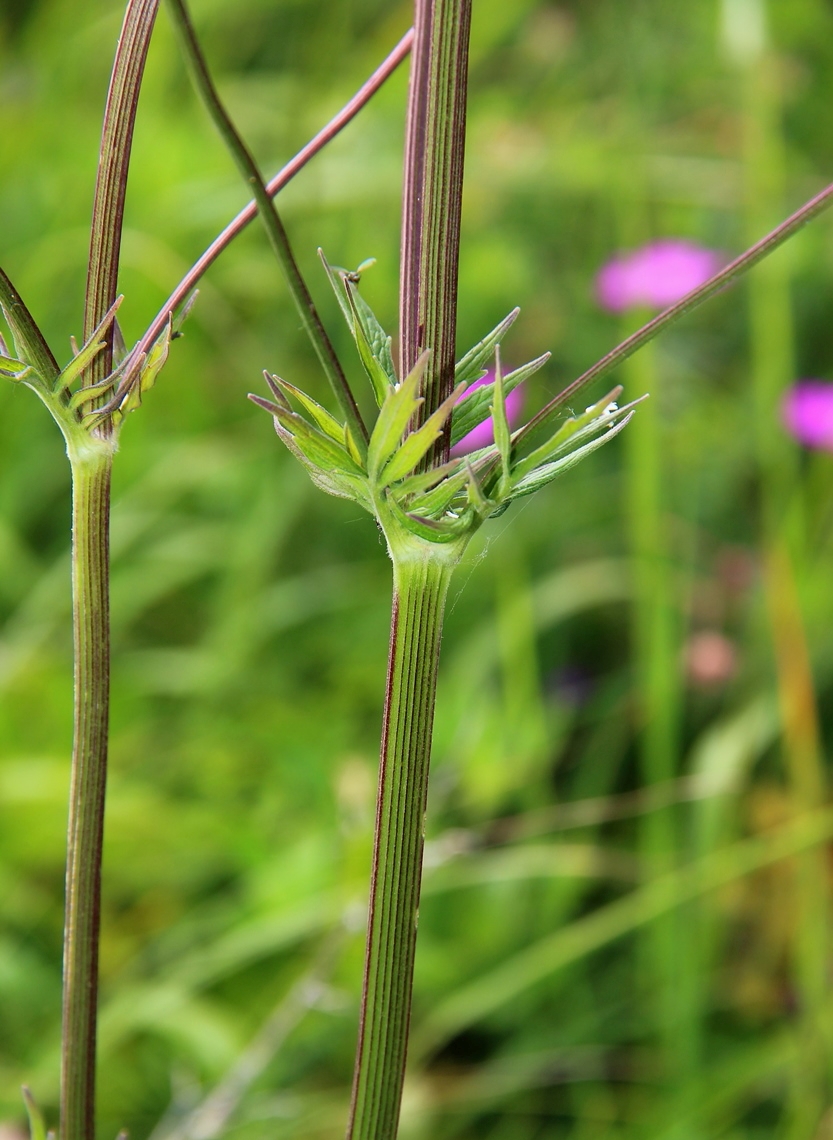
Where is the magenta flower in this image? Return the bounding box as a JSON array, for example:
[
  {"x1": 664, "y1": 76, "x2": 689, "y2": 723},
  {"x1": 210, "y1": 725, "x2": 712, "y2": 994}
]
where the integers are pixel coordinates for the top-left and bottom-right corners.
[
  {"x1": 595, "y1": 239, "x2": 722, "y2": 314},
  {"x1": 451, "y1": 370, "x2": 524, "y2": 456},
  {"x1": 782, "y1": 381, "x2": 833, "y2": 450}
]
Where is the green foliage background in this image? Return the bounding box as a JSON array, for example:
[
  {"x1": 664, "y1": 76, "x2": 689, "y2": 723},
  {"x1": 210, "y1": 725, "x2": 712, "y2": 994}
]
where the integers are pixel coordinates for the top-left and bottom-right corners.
[{"x1": 2, "y1": 0, "x2": 833, "y2": 1136}]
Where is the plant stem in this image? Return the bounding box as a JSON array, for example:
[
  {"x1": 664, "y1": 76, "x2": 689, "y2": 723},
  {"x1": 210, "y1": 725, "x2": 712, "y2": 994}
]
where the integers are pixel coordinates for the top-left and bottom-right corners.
[
  {"x1": 515, "y1": 176, "x2": 833, "y2": 447},
  {"x1": 63, "y1": 3, "x2": 158, "y2": 1137},
  {"x1": 84, "y1": 0, "x2": 160, "y2": 395},
  {"x1": 347, "y1": 543, "x2": 459, "y2": 1140},
  {"x1": 62, "y1": 447, "x2": 113, "y2": 1140},
  {"x1": 399, "y1": 0, "x2": 472, "y2": 463},
  {"x1": 343, "y1": 5, "x2": 473, "y2": 1134},
  {"x1": 165, "y1": 0, "x2": 368, "y2": 445}
]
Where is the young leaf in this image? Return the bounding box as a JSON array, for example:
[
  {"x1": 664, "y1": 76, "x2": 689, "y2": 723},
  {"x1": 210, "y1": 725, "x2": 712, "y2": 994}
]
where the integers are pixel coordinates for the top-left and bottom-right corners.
[
  {"x1": 405, "y1": 465, "x2": 469, "y2": 518},
  {"x1": 379, "y1": 382, "x2": 466, "y2": 486},
  {"x1": 319, "y1": 253, "x2": 397, "y2": 389},
  {"x1": 451, "y1": 352, "x2": 549, "y2": 447},
  {"x1": 454, "y1": 308, "x2": 519, "y2": 389},
  {"x1": 347, "y1": 274, "x2": 396, "y2": 385},
  {"x1": 510, "y1": 411, "x2": 635, "y2": 499},
  {"x1": 113, "y1": 314, "x2": 173, "y2": 417},
  {"x1": 384, "y1": 489, "x2": 473, "y2": 545},
  {"x1": 510, "y1": 386, "x2": 624, "y2": 484},
  {"x1": 274, "y1": 419, "x2": 372, "y2": 510},
  {"x1": 319, "y1": 249, "x2": 354, "y2": 330},
  {"x1": 344, "y1": 423, "x2": 364, "y2": 467},
  {"x1": 54, "y1": 296, "x2": 124, "y2": 394},
  {"x1": 272, "y1": 376, "x2": 348, "y2": 445},
  {"x1": 491, "y1": 347, "x2": 511, "y2": 494},
  {"x1": 22, "y1": 1087, "x2": 46, "y2": 1140},
  {"x1": 465, "y1": 460, "x2": 493, "y2": 515},
  {"x1": 394, "y1": 460, "x2": 462, "y2": 502},
  {"x1": 273, "y1": 405, "x2": 365, "y2": 479},
  {"x1": 346, "y1": 285, "x2": 394, "y2": 406},
  {"x1": 0, "y1": 354, "x2": 30, "y2": 379},
  {"x1": 367, "y1": 353, "x2": 428, "y2": 477}
]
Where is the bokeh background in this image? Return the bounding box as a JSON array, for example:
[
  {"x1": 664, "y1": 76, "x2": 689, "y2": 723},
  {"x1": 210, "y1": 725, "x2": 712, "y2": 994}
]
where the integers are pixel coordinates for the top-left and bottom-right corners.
[{"x1": 2, "y1": 0, "x2": 833, "y2": 1136}]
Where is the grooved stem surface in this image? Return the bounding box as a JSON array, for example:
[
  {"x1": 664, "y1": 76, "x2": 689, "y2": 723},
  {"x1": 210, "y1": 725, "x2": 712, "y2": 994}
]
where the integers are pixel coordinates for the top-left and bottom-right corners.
[
  {"x1": 347, "y1": 553, "x2": 453, "y2": 1140},
  {"x1": 61, "y1": 455, "x2": 112, "y2": 1140},
  {"x1": 84, "y1": 0, "x2": 159, "y2": 396},
  {"x1": 399, "y1": 0, "x2": 472, "y2": 466}
]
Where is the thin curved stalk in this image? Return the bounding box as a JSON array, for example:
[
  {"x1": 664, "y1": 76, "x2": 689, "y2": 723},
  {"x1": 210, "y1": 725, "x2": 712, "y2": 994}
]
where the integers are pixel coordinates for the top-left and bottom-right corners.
[
  {"x1": 515, "y1": 177, "x2": 833, "y2": 447},
  {"x1": 165, "y1": 0, "x2": 368, "y2": 445},
  {"x1": 129, "y1": 30, "x2": 412, "y2": 366}
]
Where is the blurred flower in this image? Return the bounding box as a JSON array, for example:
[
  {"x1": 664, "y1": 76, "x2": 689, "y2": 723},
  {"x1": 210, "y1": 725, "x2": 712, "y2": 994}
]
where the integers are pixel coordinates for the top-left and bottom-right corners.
[
  {"x1": 595, "y1": 239, "x2": 722, "y2": 313},
  {"x1": 684, "y1": 630, "x2": 738, "y2": 689},
  {"x1": 781, "y1": 381, "x2": 833, "y2": 450},
  {"x1": 451, "y1": 369, "x2": 524, "y2": 455}
]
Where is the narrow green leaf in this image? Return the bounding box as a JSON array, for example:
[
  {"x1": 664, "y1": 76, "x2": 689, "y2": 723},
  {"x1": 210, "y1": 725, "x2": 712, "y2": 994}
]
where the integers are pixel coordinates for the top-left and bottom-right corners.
[
  {"x1": 406, "y1": 466, "x2": 469, "y2": 517},
  {"x1": 0, "y1": 267, "x2": 60, "y2": 382},
  {"x1": 319, "y1": 249, "x2": 355, "y2": 331},
  {"x1": 0, "y1": 355, "x2": 30, "y2": 378},
  {"x1": 465, "y1": 460, "x2": 493, "y2": 515},
  {"x1": 273, "y1": 376, "x2": 347, "y2": 445},
  {"x1": 511, "y1": 386, "x2": 624, "y2": 484},
  {"x1": 319, "y1": 252, "x2": 397, "y2": 389},
  {"x1": 346, "y1": 285, "x2": 393, "y2": 406},
  {"x1": 68, "y1": 370, "x2": 122, "y2": 414},
  {"x1": 367, "y1": 353, "x2": 428, "y2": 477},
  {"x1": 380, "y1": 382, "x2": 466, "y2": 486},
  {"x1": 274, "y1": 406, "x2": 365, "y2": 479},
  {"x1": 55, "y1": 297, "x2": 124, "y2": 395},
  {"x1": 275, "y1": 421, "x2": 372, "y2": 510},
  {"x1": 22, "y1": 1087, "x2": 46, "y2": 1140},
  {"x1": 344, "y1": 424, "x2": 364, "y2": 467},
  {"x1": 114, "y1": 315, "x2": 173, "y2": 416},
  {"x1": 454, "y1": 308, "x2": 519, "y2": 388},
  {"x1": 385, "y1": 490, "x2": 472, "y2": 544},
  {"x1": 248, "y1": 393, "x2": 285, "y2": 417},
  {"x1": 491, "y1": 347, "x2": 511, "y2": 495},
  {"x1": 451, "y1": 352, "x2": 549, "y2": 447},
  {"x1": 510, "y1": 411, "x2": 635, "y2": 499},
  {"x1": 348, "y1": 278, "x2": 396, "y2": 385},
  {"x1": 394, "y1": 460, "x2": 461, "y2": 501}
]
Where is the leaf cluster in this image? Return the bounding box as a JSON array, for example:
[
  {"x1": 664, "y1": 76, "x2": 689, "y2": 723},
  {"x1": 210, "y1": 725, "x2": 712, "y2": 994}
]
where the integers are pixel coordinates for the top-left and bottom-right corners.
[
  {"x1": 0, "y1": 292, "x2": 192, "y2": 449},
  {"x1": 250, "y1": 257, "x2": 638, "y2": 548}
]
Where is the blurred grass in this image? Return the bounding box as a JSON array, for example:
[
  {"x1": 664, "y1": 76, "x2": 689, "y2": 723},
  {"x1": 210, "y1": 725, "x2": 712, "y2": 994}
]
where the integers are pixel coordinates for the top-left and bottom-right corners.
[{"x1": 2, "y1": 0, "x2": 833, "y2": 1136}]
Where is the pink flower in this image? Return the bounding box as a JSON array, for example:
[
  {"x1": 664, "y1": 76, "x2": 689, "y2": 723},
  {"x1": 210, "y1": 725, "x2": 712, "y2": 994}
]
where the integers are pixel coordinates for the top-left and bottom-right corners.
[
  {"x1": 782, "y1": 381, "x2": 833, "y2": 450},
  {"x1": 451, "y1": 370, "x2": 524, "y2": 456},
  {"x1": 595, "y1": 239, "x2": 722, "y2": 314}
]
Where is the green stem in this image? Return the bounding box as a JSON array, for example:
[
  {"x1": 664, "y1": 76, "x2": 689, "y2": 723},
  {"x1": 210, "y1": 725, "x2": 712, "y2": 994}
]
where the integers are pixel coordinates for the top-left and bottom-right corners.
[
  {"x1": 61, "y1": 447, "x2": 113, "y2": 1140},
  {"x1": 347, "y1": 543, "x2": 458, "y2": 1140},
  {"x1": 164, "y1": 0, "x2": 368, "y2": 446},
  {"x1": 63, "y1": 4, "x2": 158, "y2": 1137}
]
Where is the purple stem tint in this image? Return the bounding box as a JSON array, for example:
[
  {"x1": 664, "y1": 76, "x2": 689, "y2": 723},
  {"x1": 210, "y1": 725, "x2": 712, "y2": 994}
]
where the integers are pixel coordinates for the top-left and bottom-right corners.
[{"x1": 399, "y1": 0, "x2": 472, "y2": 465}]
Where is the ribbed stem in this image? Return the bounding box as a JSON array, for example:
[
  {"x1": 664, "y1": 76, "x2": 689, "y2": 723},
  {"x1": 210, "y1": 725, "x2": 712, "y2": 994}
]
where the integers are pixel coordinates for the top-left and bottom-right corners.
[
  {"x1": 399, "y1": 0, "x2": 472, "y2": 464},
  {"x1": 61, "y1": 451, "x2": 112, "y2": 1140},
  {"x1": 347, "y1": 547, "x2": 456, "y2": 1140}
]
